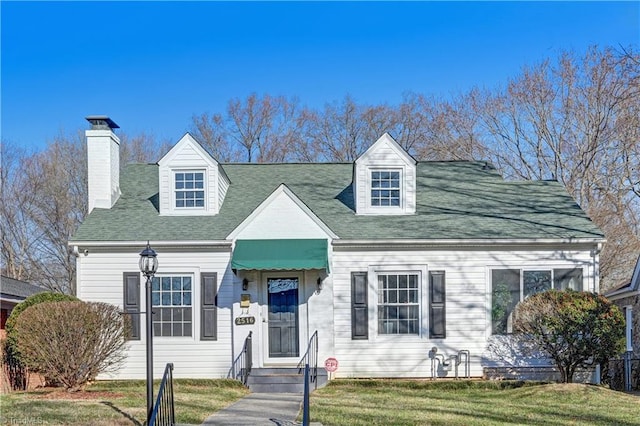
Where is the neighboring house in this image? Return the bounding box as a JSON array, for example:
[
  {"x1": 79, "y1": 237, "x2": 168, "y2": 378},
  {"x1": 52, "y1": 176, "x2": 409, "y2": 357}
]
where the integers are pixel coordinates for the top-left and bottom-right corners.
[
  {"x1": 605, "y1": 255, "x2": 640, "y2": 357},
  {"x1": 0, "y1": 276, "x2": 47, "y2": 336},
  {"x1": 70, "y1": 116, "x2": 605, "y2": 381}
]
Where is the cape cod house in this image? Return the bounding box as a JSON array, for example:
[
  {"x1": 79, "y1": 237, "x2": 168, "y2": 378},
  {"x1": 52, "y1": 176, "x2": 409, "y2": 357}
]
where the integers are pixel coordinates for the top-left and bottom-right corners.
[{"x1": 70, "y1": 116, "x2": 605, "y2": 382}]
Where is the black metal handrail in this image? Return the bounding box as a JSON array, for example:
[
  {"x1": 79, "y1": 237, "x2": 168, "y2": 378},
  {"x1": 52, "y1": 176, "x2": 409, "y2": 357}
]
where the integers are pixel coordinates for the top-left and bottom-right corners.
[
  {"x1": 297, "y1": 330, "x2": 318, "y2": 389},
  {"x1": 148, "y1": 363, "x2": 175, "y2": 426},
  {"x1": 233, "y1": 331, "x2": 253, "y2": 386}
]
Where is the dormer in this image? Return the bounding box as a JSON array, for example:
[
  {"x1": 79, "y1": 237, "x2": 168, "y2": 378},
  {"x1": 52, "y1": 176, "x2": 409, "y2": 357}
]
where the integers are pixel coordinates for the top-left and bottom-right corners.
[
  {"x1": 354, "y1": 133, "x2": 417, "y2": 215},
  {"x1": 157, "y1": 133, "x2": 229, "y2": 216}
]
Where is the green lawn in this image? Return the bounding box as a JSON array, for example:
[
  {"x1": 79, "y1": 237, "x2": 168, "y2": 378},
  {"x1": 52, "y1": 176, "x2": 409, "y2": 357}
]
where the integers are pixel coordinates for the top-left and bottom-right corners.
[
  {"x1": 0, "y1": 379, "x2": 249, "y2": 425},
  {"x1": 1, "y1": 379, "x2": 638, "y2": 426},
  {"x1": 309, "y1": 380, "x2": 640, "y2": 426}
]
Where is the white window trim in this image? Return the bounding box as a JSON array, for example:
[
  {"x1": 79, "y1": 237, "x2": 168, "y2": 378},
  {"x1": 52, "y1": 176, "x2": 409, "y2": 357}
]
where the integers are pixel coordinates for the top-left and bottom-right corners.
[
  {"x1": 150, "y1": 271, "x2": 197, "y2": 341},
  {"x1": 173, "y1": 169, "x2": 207, "y2": 211},
  {"x1": 368, "y1": 264, "x2": 428, "y2": 341},
  {"x1": 365, "y1": 167, "x2": 406, "y2": 214}
]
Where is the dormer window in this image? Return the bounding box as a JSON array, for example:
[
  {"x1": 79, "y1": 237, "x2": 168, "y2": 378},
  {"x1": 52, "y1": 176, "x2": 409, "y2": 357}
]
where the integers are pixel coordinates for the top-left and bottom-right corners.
[
  {"x1": 371, "y1": 170, "x2": 401, "y2": 207},
  {"x1": 175, "y1": 171, "x2": 205, "y2": 208},
  {"x1": 158, "y1": 133, "x2": 228, "y2": 216},
  {"x1": 354, "y1": 133, "x2": 416, "y2": 215}
]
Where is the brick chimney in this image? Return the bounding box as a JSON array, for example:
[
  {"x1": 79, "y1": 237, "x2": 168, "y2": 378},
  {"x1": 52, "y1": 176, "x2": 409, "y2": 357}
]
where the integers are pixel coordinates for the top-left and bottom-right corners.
[{"x1": 85, "y1": 116, "x2": 120, "y2": 213}]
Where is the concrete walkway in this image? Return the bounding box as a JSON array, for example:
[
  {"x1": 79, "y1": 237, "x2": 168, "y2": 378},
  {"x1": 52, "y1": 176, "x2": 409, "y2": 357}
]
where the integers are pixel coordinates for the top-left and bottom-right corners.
[{"x1": 201, "y1": 392, "x2": 311, "y2": 426}]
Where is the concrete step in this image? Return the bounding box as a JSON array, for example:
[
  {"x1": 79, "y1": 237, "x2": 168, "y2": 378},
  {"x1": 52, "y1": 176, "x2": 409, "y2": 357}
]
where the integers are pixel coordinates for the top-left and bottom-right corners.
[{"x1": 247, "y1": 368, "x2": 328, "y2": 393}]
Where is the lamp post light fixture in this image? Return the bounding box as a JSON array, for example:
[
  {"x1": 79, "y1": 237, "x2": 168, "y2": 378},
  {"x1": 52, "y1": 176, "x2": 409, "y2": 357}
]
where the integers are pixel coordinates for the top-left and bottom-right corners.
[{"x1": 139, "y1": 241, "x2": 158, "y2": 424}]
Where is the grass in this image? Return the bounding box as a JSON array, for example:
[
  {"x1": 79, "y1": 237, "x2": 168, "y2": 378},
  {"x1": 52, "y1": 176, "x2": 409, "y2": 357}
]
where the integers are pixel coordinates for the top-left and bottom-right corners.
[
  {"x1": 309, "y1": 380, "x2": 640, "y2": 425},
  {"x1": 2, "y1": 379, "x2": 638, "y2": 425},
  {"x1": 0, "y1": 379, "x2": 249, "y2": 425}
]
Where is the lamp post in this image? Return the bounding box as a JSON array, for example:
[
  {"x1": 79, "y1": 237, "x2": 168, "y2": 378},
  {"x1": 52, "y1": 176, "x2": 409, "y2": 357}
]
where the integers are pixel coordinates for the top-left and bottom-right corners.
[{"x1": 139, "y1": 241, "x2": 158, "y2": 424}]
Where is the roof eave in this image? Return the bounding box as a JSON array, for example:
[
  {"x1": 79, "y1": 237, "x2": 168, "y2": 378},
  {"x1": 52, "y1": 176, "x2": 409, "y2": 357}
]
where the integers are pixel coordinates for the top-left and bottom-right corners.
[{"x1": 332, "y1": 237, "x2": 605, "y2": 249}]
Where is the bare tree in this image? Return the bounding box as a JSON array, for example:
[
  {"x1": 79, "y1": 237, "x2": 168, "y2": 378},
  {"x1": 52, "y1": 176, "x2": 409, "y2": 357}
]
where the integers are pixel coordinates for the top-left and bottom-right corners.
[
  {"x1": 1, "y1": 130, "x2": 163, "y2": 293},
  {"x1": 190, "y1": 112, "x2": 239, "y2": 162},
  {"x1": 478, "y1": 46, "x2": 640, "y2": 288}
]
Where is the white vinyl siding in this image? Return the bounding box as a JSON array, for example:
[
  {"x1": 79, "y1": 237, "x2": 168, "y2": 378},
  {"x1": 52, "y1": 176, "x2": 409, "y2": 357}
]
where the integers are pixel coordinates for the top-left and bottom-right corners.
[
  {"x1": 158, "y1": 134, "x2": 222, "y2": 216},
  {"x1": 355, "y1": 134, "x2": 416, "y2": 215},
  {"x1": 76, "y1": 247, "x2": 233, "y2": 379},
  {"x1": 330, "y1": 245, "x2": 595, "y2": 378}
]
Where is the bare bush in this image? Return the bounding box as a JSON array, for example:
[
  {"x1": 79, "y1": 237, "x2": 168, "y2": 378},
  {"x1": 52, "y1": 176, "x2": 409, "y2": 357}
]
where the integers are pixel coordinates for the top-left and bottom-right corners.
[{"x1": 14, "y1": 301, "x2": 129, "y2": 391}]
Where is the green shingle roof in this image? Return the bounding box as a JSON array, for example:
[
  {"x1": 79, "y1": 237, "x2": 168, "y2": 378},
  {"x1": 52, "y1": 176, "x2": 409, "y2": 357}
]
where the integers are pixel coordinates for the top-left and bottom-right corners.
[{"x1": 70, "y1": 161, "x2": 604, "y2": 243}]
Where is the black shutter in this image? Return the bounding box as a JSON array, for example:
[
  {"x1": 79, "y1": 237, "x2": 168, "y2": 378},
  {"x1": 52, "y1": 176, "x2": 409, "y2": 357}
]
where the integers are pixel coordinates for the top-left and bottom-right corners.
[
  {"x1": 201, "y1": 273, "x2": 217, "y2": 341},
  {"x1": 351, "y1": 272, "x2": 368, "y2": 340},
  {"x1": 123, "y1": 272, "x2": 141, "y2": 340},
  {"x1": 429, "y1": 271, "x2": 446, "y2": 339}
]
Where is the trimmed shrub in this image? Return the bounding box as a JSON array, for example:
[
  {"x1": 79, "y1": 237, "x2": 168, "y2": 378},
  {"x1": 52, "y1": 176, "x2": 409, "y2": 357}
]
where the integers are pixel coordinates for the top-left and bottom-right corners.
[
  {"x1": 2, "y1": 292, "x2": 77, "y2": 390},
  {"x1": 14, "y1": 301, "x2": 129, "y2": 391},
  {"x1": 513, "y1": 290, "x2": 625, "y2": 383}
]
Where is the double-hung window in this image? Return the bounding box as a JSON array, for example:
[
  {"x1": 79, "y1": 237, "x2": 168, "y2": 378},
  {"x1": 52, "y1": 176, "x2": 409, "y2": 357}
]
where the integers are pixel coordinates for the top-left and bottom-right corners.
[
  {"x1": 175, "y1": 171, "x2": 205, "y2": 208},
  {"x1": 491, "y1": 267, "x2": 583, "y2": 334},
  {"x1": 378, "y1": 273, "x2": 419, "y2": 334},
  {"x1": 371, "y1": 170, "x2": 401, "y2": 207},
  {"x1": 152, "y1": 275, "x2": 193, "y2": 337}
]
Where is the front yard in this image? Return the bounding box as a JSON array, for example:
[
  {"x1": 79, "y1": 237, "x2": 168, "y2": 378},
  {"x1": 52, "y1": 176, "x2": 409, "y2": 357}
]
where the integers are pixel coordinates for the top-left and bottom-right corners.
[
  {"x1": 0, "y1": 379, "x2": 248, "y2": 425},
  {"x1": 1, "y1": 379, "x2": 638, "y2": 425},
  {"x1": 311, "y1": 380, "x2": 640, "y2": 425}
]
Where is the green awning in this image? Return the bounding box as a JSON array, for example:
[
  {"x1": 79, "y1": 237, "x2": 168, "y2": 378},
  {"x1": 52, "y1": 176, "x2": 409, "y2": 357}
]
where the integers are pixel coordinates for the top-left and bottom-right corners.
[{"x1": 231, "y1": 239, "x2": 329, "y2": 272}]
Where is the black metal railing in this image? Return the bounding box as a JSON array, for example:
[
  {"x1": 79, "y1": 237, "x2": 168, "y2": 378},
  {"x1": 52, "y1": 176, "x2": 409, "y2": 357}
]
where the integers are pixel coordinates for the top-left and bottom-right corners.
[
  {"x1": 232, "y1": 332, "x2": 253, "y2": 386},
  {"x1": 148, "y1": 363, "x2": 175, "y2": 426},
  {"x1": 297, "y1": 330, "x2": 318, "y2": 389}
]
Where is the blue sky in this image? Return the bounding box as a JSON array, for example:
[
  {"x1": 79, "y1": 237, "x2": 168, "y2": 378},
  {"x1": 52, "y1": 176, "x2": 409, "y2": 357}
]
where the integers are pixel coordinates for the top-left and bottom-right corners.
[{"x1": 2, "y1": 1, "x2": 638, "y2": 151}]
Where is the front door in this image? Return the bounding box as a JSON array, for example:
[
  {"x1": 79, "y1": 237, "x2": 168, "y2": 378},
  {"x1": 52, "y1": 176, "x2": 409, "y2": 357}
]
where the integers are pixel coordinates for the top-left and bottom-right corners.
[{"x1": 267, "y1": 277, "x2": 299, "y2": 358}]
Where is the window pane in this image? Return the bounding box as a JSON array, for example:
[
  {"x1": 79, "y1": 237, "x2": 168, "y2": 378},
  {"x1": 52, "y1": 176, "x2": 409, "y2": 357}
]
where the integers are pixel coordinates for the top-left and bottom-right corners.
[
  {"x1": 162, "y1": 323, "x2": 171, "y2": 336},
  {"x1": 409, "y1": 289, "x2": 418, "y2": 303},
  {"x1": 388, "y1": 275, "x2": 398, "y2": 289},
  {"x1": 162, "y1": 277, "x2": 171, "y2": 291},
  {"x1": 172, "y1": 292, "x2": 182, "y2": 305},
  {"x1": 183, "y1": 277, "x2": 192, "y2": 290},
  {"x1": 183, "y1": 292, "x2": 192, "y2": 305},
  {"x1": 174, "y1": 309, "x2": 183, "y2": 321},
  {"x1": 162, "y1": 293, "x2": 171, "y2": 306},
  {"x1": 152, "y1": 292, "x2": 160, "y2": 306},
  {"x1": 172, "y1": 277, "x2": 182, "y2": 290},
  {"x1": 152, "y1": 278, "x2": 160, "y2": 291},
  {"x1": 524, "y1": 270, "x2": 551, "y2": 298},
  {"x1": 161, "y1": 309, "x2": 171, "y2": 321},
  {"x1": 184, "y1": 324, "x2": 192, "y2": 337},
  {"x1": 172, "y1": 323, "x2": 183, "y2": 336},
  {"x1": 554, "y1": 268, "x2": 583, "y2": 291},
  {"x1": 491, "y1": 269, "x2": 521, "y2": 334}
]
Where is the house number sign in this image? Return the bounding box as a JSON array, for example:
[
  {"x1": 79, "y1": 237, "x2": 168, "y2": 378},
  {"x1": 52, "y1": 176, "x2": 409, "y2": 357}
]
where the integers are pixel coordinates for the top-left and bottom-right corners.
[{"x1": 235, "y1": 316, "x2": 256, "y2": 326}]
